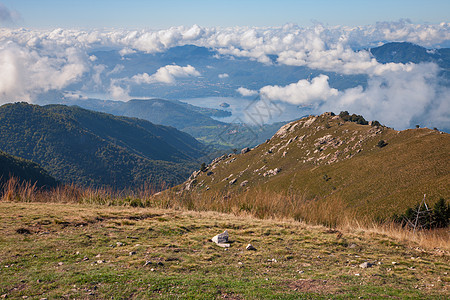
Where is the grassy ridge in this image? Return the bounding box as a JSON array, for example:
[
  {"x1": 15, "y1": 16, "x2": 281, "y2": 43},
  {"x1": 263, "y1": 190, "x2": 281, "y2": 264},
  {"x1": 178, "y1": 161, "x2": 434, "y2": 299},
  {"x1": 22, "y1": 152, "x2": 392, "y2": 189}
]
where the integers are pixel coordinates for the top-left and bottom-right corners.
[
  {"x1": 0, "y1": 201, "x2": 449, "y2": 299},
  {"x1": 175, "y1": 113, "x2": 449, "y2": 223}
]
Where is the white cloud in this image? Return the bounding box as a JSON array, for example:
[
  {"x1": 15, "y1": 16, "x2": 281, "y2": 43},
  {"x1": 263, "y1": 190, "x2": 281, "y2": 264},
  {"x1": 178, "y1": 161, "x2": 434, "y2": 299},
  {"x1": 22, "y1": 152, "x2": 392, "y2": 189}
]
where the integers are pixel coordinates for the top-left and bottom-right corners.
[
  {"x1": 119, "y1": 47, "x2": 136, "y2": 56},
  {"x1": 237, "y1": 87, "x2": 258, "y2": 97},
  {"x1": 257, "y1": 63, "x2": 449, "y2": 130},
  {"x1": 0, "y1": 22, "x2": 448, "y2": 129},
  {"x1": 218, "y1": 73, "x2": 229, "y2": 79},
  {"x1": 0, "y1": 42, "x2": 88, "y2": 103},
  {"x1": 109, "y1": 79, "x2": 130, "y2": 101},
  {"x1": 132, "y1": 64, "x2": 200, "y2": 84},
  {"x1": 260, "y1": 75, "x2": 339, "y2": 105}
]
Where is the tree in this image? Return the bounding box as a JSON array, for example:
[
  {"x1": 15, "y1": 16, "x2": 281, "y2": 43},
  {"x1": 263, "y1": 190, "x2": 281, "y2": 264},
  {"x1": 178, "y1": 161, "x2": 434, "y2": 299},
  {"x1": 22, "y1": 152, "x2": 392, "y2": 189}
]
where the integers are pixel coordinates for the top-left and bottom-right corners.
[{"x1": 433, "y1": 198, "x2": 449, "y2": 228}]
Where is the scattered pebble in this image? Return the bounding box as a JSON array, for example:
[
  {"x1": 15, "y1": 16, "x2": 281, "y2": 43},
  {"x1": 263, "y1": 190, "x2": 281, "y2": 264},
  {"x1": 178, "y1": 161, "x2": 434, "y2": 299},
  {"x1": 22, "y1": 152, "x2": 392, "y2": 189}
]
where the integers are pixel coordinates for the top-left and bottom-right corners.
[
  {"x1": 359, "y1": 262, "x2": 373, "y2": 269},
  {"x1": 129, "y1": 251, "x2": 136, "y2": 256},
  {"x1": 58, "y1": 262, "x2": 64, "y2": 266},
  {"x1": 116, "y1": 242, "x2": 124, "y2": 247},
  {"x1": 246, "y1": 244, "x2": 256, "y2": 251}
]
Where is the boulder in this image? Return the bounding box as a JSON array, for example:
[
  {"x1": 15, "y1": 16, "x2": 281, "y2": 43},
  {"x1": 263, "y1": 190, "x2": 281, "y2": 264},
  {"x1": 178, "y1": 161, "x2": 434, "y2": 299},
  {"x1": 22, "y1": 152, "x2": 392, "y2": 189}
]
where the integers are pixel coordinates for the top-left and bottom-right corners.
[
  {"x1": 211, "y1": 230, "x2": 230, "y2": 247},
  {"x1": 241, "y1": 147, "x2": 250, "y2": 154},
  {"x1": 359, "y1": 262, "x2": 374, "y2": 268}
]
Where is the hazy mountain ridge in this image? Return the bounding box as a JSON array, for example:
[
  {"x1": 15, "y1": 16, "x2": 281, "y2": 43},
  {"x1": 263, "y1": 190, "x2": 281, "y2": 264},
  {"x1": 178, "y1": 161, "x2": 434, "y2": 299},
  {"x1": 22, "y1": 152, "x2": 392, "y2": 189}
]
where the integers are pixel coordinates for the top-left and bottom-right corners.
[
  {"x1": 178, "y1": 112, "x2": 450, "y2": 220},
  {"x1": 0, "y1": 103, "x2": 207, "y2": 189}
]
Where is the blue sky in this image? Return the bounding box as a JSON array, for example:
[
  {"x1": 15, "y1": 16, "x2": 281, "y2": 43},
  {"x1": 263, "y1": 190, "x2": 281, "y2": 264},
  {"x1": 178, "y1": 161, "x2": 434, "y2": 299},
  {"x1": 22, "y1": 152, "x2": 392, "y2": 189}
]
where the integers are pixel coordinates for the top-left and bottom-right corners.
[{"x1": 1, "y1": 0, "x2": 449, "y2": 29}]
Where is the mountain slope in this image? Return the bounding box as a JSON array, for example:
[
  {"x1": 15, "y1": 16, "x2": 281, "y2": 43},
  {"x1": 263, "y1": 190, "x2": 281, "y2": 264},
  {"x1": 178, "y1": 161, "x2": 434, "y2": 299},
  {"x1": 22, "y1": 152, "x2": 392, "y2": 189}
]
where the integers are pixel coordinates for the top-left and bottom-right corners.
[
  {"x1": 0, "y1": 103, "x2": 207, "y2": 189},
  {"x1": 36, "y1": 97, "x2": 284, "y2": 149},
  {"x1": 177, "y1": 113, "x2": 450, "y2": 220},
  {"x1": 0, "y1": 151, "x2": 58, "y2": 188}
]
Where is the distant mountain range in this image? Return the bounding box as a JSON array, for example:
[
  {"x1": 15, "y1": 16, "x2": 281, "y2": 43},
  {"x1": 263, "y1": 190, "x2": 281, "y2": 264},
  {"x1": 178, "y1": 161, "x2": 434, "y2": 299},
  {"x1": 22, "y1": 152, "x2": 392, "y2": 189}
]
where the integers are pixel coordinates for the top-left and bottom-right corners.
[
  {"x1": 0, "y1": 150, "x2": 58, "y2": 189},
  {"x1": 0, "y1": 103, "x2": 207, "y2": 189},
  {"x1": 370, "y1": 42, "x2": 450, "y2": 79},
  {"x1": 177, "y1": 112, "x2": 450, "y2": 220}
]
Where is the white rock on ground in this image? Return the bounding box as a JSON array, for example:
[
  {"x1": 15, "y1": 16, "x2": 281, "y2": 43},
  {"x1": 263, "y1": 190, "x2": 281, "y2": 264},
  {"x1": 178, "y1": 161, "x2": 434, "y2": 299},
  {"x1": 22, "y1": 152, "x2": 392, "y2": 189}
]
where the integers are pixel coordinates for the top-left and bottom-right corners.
[{"x1": 211, "y1": 230, "x2": 230, "y2": 248}]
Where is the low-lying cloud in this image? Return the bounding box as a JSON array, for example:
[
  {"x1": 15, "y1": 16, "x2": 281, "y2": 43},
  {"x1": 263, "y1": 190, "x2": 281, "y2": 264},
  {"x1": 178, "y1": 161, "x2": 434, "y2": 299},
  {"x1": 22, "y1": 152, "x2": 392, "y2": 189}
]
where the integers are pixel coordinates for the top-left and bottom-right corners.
[
  {"x1": 0, "y1": 42, "x2": 87, "y2": 103},
  {"x1": 257, "y1": 63, "x2": 449, "y2": 130},
  {"x1": 132, "y1": 64, "x2": 200, "y2": 84},
  {"x1": 0, "y1": 22, "x2": 448, "y2": 130},
  {"x1": 260, "y1": 75, "x2": 339, "y2": 105}
]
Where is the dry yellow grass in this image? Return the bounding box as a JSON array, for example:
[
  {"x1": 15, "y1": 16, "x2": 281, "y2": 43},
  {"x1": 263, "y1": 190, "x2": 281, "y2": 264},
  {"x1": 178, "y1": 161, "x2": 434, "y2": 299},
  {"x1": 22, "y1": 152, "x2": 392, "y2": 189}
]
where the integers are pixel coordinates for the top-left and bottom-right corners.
[{"x1": 2, "y1": 176, "x2": 448, "y2": 252}]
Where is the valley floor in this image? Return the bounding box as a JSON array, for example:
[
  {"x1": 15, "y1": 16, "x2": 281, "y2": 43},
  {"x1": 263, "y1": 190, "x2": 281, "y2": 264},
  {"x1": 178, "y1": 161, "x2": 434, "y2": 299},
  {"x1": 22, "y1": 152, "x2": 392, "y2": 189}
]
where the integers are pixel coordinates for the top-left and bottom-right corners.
[{"x1": 0, "y1": 202, "x2": 448, "y2": 299}]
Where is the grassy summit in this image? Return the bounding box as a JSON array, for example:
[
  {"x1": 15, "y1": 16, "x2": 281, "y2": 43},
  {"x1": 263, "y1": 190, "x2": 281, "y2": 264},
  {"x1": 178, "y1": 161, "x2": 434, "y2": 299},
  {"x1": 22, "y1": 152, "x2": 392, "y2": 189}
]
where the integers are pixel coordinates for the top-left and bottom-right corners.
[{"x1": 171, "y1": 112, "x2": 449, "y2": 223}]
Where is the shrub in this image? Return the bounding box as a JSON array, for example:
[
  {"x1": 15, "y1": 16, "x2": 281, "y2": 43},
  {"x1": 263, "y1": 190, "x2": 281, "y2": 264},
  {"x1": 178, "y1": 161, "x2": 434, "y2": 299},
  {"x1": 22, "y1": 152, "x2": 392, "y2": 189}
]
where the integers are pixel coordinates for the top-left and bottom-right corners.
[
  {"x1": 371, "y1": 120, "x2": 381, "y2": 127},
  {"x1": 394, "y1": 198, "x2": 449, "y2": 229},
  {"x1": 377, "y1": 140, "x2": 388, "y2": 148},
  {"x1": 433, "y1": 198, "x2": 450, "y2": 228}
]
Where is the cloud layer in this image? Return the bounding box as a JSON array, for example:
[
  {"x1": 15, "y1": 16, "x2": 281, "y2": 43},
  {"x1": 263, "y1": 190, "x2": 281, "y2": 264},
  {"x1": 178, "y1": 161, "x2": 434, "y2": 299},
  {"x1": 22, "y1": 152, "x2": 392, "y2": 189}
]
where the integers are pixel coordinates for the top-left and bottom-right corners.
[
  {"x1": 0, "y1": 22, "x2": 449, "y2": 129},
  {"x1": 257, "y1": 63, "x2": 450, "y2": 130}
]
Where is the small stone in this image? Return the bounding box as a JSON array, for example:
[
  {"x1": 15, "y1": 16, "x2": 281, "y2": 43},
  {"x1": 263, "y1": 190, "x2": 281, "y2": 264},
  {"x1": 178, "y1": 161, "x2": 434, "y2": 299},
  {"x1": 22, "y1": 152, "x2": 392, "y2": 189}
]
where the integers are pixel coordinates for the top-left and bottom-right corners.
[
  {"x1": 129, "y1": 251, "x2": 136, "y2": 256},
  {"x1": 211, "y1": 230, "x2": 230, "y2": 247},
  {"x1": 116, "y1": 242, "x2": 123, "y2": 247},
  {"x1": 58, "y1": 262, "x2": 64, "y2": 266},
  {"x1": 143, "y1": 261, "x2": 152, "y2": 266},
  {"x1": 75, "y1": 251, "x2": 80, "y2": 255},
  {"x1": 37, "y1": 279, "x2": 42, "y2": 283},
  {"x1": 392, "y1": 262, "x2": 398, "y2": 265},
  {"x1": 298, "y1": 270, "x2": 304, "y2": 274},
  {"x1": 354, "y1": 273, "x2": 360, "y2": 276},
  {"x1": 150, "y1": 268, "x2": 155, "y2": 272},
  {"x1": 359, "y1": 262, "x2": 373, "y2": 269},
  {"x1": 95, "y1": 254, "x2": 101, "y2": 258},
  {"x1": 1, "y1": 294, "x2": 7, "y2": 299},
  {"x1": 241, "y1": 147, "x2": 250, "y2": 154},
  {"x1": 246, "y1": 244, "x2": 256, "y2": 251},
  {"x1": 82, "y1": 257, "x2": 89, "y2": 261},
  {"x1": 349, "y1": 243, "x2": 357, "y2": 248},
  {"x1": 96, "y1": 260, "x2": 104, "y2": 264},
  {"x1": 240, "y1": 180, "x2": 248, "y2": 187}
]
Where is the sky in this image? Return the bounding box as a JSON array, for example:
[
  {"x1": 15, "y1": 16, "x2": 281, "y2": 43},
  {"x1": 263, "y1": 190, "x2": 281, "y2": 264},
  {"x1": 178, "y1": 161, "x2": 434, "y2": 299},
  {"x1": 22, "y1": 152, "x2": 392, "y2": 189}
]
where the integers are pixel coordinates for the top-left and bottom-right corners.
[{"x1": 1, "y1": 0, "x2": 449, "y2": 29}]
